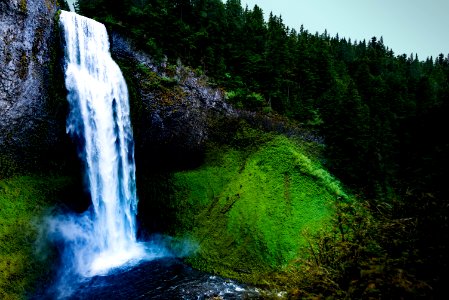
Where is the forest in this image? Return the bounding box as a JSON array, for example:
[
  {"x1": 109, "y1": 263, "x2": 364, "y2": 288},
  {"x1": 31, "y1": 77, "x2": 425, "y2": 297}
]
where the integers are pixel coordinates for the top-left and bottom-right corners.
[
  {"x1": 72, "y1": 0, "x2": 449, "y2": 294},
  {"x1": 75, "y1": 0, "x2": 449, "y2": 197}
]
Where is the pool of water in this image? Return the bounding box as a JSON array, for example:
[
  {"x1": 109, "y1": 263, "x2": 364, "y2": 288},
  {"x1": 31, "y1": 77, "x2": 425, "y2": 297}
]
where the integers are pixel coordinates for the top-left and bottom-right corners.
[{"x1": 33, "y1": 258, "x2": 262, "y2": 299}]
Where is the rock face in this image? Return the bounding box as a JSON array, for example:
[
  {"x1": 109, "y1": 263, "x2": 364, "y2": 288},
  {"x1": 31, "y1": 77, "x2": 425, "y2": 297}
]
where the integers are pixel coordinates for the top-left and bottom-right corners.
[
  {"x1": 0, "y1": 2, "x2": 235, "y2": 175},
  {"x1": 110, "y1": 33, "x2": 236, "y2": 170},
  {"x1": 0, "y1": 0, "x2": 67, "y2": 174}
]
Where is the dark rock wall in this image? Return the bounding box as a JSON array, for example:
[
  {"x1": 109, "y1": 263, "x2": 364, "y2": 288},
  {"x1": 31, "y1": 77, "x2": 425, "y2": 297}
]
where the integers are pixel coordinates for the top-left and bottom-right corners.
[
  {"x1": 110, "y1": 33, "x2": 236, "y2": 171},
  {"x1": 0, "y1": 0, "x2": 68, "y2": 175}
]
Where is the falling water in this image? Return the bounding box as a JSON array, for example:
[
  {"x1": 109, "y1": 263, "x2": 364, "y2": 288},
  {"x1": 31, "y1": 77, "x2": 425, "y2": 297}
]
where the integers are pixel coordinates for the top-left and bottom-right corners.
[
  {"x1": 34, "y1": 10, "x2": 255, "y2": 300},
  {"x1": 51, "y1": 10, "x2": 159, "y2": 279}
]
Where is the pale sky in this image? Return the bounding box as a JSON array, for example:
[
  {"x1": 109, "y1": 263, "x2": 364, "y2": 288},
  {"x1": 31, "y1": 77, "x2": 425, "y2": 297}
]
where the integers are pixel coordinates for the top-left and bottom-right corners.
[
  {"x1": 241, "y1": 0, "x2": 449, "y2": 60},
  {"x1": 66, "y1": 0, "x2": 449, "y2": 60}
]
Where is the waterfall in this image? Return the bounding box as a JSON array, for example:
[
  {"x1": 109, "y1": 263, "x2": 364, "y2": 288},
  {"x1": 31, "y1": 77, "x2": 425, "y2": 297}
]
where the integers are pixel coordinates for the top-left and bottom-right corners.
[
  {"x1": 51, "y1": 10, "x2": 155, "y2": 278},
  {"x1": 65, "y1": 0, "x2": 76, "y2": 11}
]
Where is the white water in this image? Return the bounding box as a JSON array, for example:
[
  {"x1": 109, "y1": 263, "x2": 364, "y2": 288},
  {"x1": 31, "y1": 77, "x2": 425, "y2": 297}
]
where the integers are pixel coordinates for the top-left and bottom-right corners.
[
  {"x1": 65, "y1": 0, "x2": 76, "y2": 11},
  {"x1": 51, "y1": 11, "x2": 161, "y2": 278}
]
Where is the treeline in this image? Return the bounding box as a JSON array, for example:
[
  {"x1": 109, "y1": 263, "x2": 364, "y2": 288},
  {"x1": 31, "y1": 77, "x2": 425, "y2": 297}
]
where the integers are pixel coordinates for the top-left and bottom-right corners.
[{"x1": 74, "y1": 0, "x2": 448, "y2": 201}]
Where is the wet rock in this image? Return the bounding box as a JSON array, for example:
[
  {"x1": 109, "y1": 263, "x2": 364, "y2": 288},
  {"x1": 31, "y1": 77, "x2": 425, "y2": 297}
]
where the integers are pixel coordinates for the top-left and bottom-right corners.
[{"x1": 0, "y1": 0, "x2": 68, "y2": 173}]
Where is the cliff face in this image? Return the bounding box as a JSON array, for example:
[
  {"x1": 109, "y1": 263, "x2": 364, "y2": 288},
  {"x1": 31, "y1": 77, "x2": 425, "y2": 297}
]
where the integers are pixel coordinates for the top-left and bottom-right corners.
[
  {"x1": 110, "y1": 33, "x2": 236, "y2": 170},
  {"x1": 0, "y1": 0, "x2": 67, "y2": 175},
  {"x1": 0, "y1": 2, "x2": 235, "y2": 176}
]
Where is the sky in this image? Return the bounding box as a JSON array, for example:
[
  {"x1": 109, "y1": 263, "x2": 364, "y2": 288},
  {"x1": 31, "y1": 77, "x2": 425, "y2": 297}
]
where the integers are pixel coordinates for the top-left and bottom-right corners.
[{"x1": 241, "y1": 0, "x2": 449, "y2": 60}]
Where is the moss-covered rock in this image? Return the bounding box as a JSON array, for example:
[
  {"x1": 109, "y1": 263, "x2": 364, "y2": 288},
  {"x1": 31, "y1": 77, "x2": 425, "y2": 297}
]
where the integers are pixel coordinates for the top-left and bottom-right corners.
[
  {"x1": 0, "y1": 175, "x2": 73, "y2": 299},
  {"x1": 168, "y1": 133, "x2": 348, "y2": 283}
]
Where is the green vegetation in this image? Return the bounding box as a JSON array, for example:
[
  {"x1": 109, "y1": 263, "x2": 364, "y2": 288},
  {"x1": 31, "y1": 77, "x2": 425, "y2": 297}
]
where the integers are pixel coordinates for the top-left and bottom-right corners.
[
  {"x1": 0, "y1": 175, "x2": 72, "y2": 300},
  {"x1": 19, "y1": 0, "x2": 27, "y2": 14},
  {"x1": 261, "y1": 199, "x2": 432, "y2": 298},
  {"x1": 170, "y1": 133, "x2": 347, "y2": 283}
]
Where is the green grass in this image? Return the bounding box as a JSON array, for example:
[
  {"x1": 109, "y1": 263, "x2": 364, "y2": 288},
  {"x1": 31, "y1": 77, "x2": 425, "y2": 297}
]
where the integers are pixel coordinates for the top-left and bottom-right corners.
[
  {"x1": 0, "y1": 175, "x2": 71, "y2": 300},
  {"x1": 171, "y1": 135, "x2": 348, "y2": 283}
]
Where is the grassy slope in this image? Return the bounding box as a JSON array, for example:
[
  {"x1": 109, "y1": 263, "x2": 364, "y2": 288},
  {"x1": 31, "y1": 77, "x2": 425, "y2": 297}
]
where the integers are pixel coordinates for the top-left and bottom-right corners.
[
  {"x1": 0, "y1": 176, "x2": 71, "y2": 300},
  {"x1": 171, "y1": 134, "x2": 348, "y2": 283}
]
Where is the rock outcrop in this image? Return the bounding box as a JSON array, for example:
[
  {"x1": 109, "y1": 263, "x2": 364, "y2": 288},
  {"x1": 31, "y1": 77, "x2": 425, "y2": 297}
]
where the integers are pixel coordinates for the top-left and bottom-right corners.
[
  {"x1": 0, "y1": 0, "x2": 67, "y2": 175},
  {"x1": 0, "y1": 2, "x2": 236, "y2": 175},
  {"x1": 110, "y1": 33, "x2": 236, "y2": 170}
]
